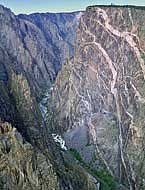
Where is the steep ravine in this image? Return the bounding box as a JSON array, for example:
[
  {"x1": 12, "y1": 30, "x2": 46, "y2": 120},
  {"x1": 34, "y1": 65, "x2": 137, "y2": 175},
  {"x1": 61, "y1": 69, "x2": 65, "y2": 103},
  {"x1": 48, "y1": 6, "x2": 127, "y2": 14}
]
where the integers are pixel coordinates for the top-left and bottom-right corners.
[
  {"x1": 0, "y1": 4, "x2": 98, "y2": 190},
  {"x1": 51, "y1": 5, "x2": 145, "y2": 190}
]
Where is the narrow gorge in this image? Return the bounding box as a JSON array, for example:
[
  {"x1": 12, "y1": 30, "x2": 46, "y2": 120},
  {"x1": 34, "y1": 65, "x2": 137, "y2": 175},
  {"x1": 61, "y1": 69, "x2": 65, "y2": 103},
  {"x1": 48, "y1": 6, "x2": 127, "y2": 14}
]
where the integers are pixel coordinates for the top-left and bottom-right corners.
[{"x1": 0, "y1": 3, "x2": 145, "y2": 190}]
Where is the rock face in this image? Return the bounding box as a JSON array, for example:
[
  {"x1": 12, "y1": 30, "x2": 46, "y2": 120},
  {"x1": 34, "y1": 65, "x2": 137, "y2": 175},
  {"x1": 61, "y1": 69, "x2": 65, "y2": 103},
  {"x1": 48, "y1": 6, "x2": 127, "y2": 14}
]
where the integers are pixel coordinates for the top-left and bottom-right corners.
[
  {"x1": 0, "y1": 121, "x2": 59, "y2": 190},
  {"x1": 18, "y1": 11, "x2": 82, "y2": 70},
  {"x1": 51, "y1": 5, "x2": 145, "y2": 189},
  {"x1": 0, "y1": 4, "x2": 98, "y2": 190},
  {"x1": 0, "y1": 4, "x2": 81, "y2": 99}
]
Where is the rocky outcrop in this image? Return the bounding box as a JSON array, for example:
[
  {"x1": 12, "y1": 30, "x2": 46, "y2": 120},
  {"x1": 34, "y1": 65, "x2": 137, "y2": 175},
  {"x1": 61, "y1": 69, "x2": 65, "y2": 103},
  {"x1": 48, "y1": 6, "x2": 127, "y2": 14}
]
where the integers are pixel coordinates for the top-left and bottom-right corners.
[
  {"x1": 51, "y1": 5, "x2": 145, "y2": 189},
  {"x1": 0, "y1": 121, "x2": 59, "y2": 190}
]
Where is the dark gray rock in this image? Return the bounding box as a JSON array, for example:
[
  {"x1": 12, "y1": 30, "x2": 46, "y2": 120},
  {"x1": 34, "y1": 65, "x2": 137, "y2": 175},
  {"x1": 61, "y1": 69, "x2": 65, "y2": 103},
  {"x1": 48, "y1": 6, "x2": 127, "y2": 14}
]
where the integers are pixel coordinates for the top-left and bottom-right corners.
[{"x1": 0, "y1": 4, "x2": 82, "y2": 99}]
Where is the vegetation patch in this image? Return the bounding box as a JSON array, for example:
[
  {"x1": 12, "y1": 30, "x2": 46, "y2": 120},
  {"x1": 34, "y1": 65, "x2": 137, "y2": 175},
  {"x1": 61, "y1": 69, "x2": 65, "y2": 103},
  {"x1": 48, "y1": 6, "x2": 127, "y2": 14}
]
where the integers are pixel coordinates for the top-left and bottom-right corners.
[
  {"x1": 69, "y1": 148, "x2": 85, "y2": 163},
  {"x1": 69, "y1": 148, "x2": 118, "y2": 190},
  {"x1": 85, "y1": 143, "x2": 92, "y2": 147}
]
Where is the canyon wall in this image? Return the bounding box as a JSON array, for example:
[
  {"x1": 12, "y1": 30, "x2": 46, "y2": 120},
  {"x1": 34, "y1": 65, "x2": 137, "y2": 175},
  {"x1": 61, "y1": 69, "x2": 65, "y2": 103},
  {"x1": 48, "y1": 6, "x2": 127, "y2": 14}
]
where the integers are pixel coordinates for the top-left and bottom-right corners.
[{"x1": 51, "y1": 5, "x2": 145, "y2": 190}]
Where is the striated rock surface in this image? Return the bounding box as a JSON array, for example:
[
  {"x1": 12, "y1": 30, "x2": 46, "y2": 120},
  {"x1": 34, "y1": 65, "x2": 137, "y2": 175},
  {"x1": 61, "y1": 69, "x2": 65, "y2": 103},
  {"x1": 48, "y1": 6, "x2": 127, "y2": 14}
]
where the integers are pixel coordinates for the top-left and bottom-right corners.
[{"x1": 51, "y1": 5, "x2": 145, "y2": 189}]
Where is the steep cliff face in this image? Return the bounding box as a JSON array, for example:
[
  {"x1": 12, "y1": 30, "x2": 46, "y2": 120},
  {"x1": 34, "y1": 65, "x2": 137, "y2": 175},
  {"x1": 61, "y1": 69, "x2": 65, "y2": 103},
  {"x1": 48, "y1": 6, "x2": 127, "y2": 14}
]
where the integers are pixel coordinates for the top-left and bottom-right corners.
[
  {"x1": 0, "y1": 47, "x2": 42, "y2": 141},
  {"x1": 51, "y1": 6, "x2": 145, "y2": 189},
  {"x1": 18, "y1": 11, "x2": 82, "y2": 69},
  {"x1": 0, "y1": 5, "x2": 80, "y2": 99}
]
